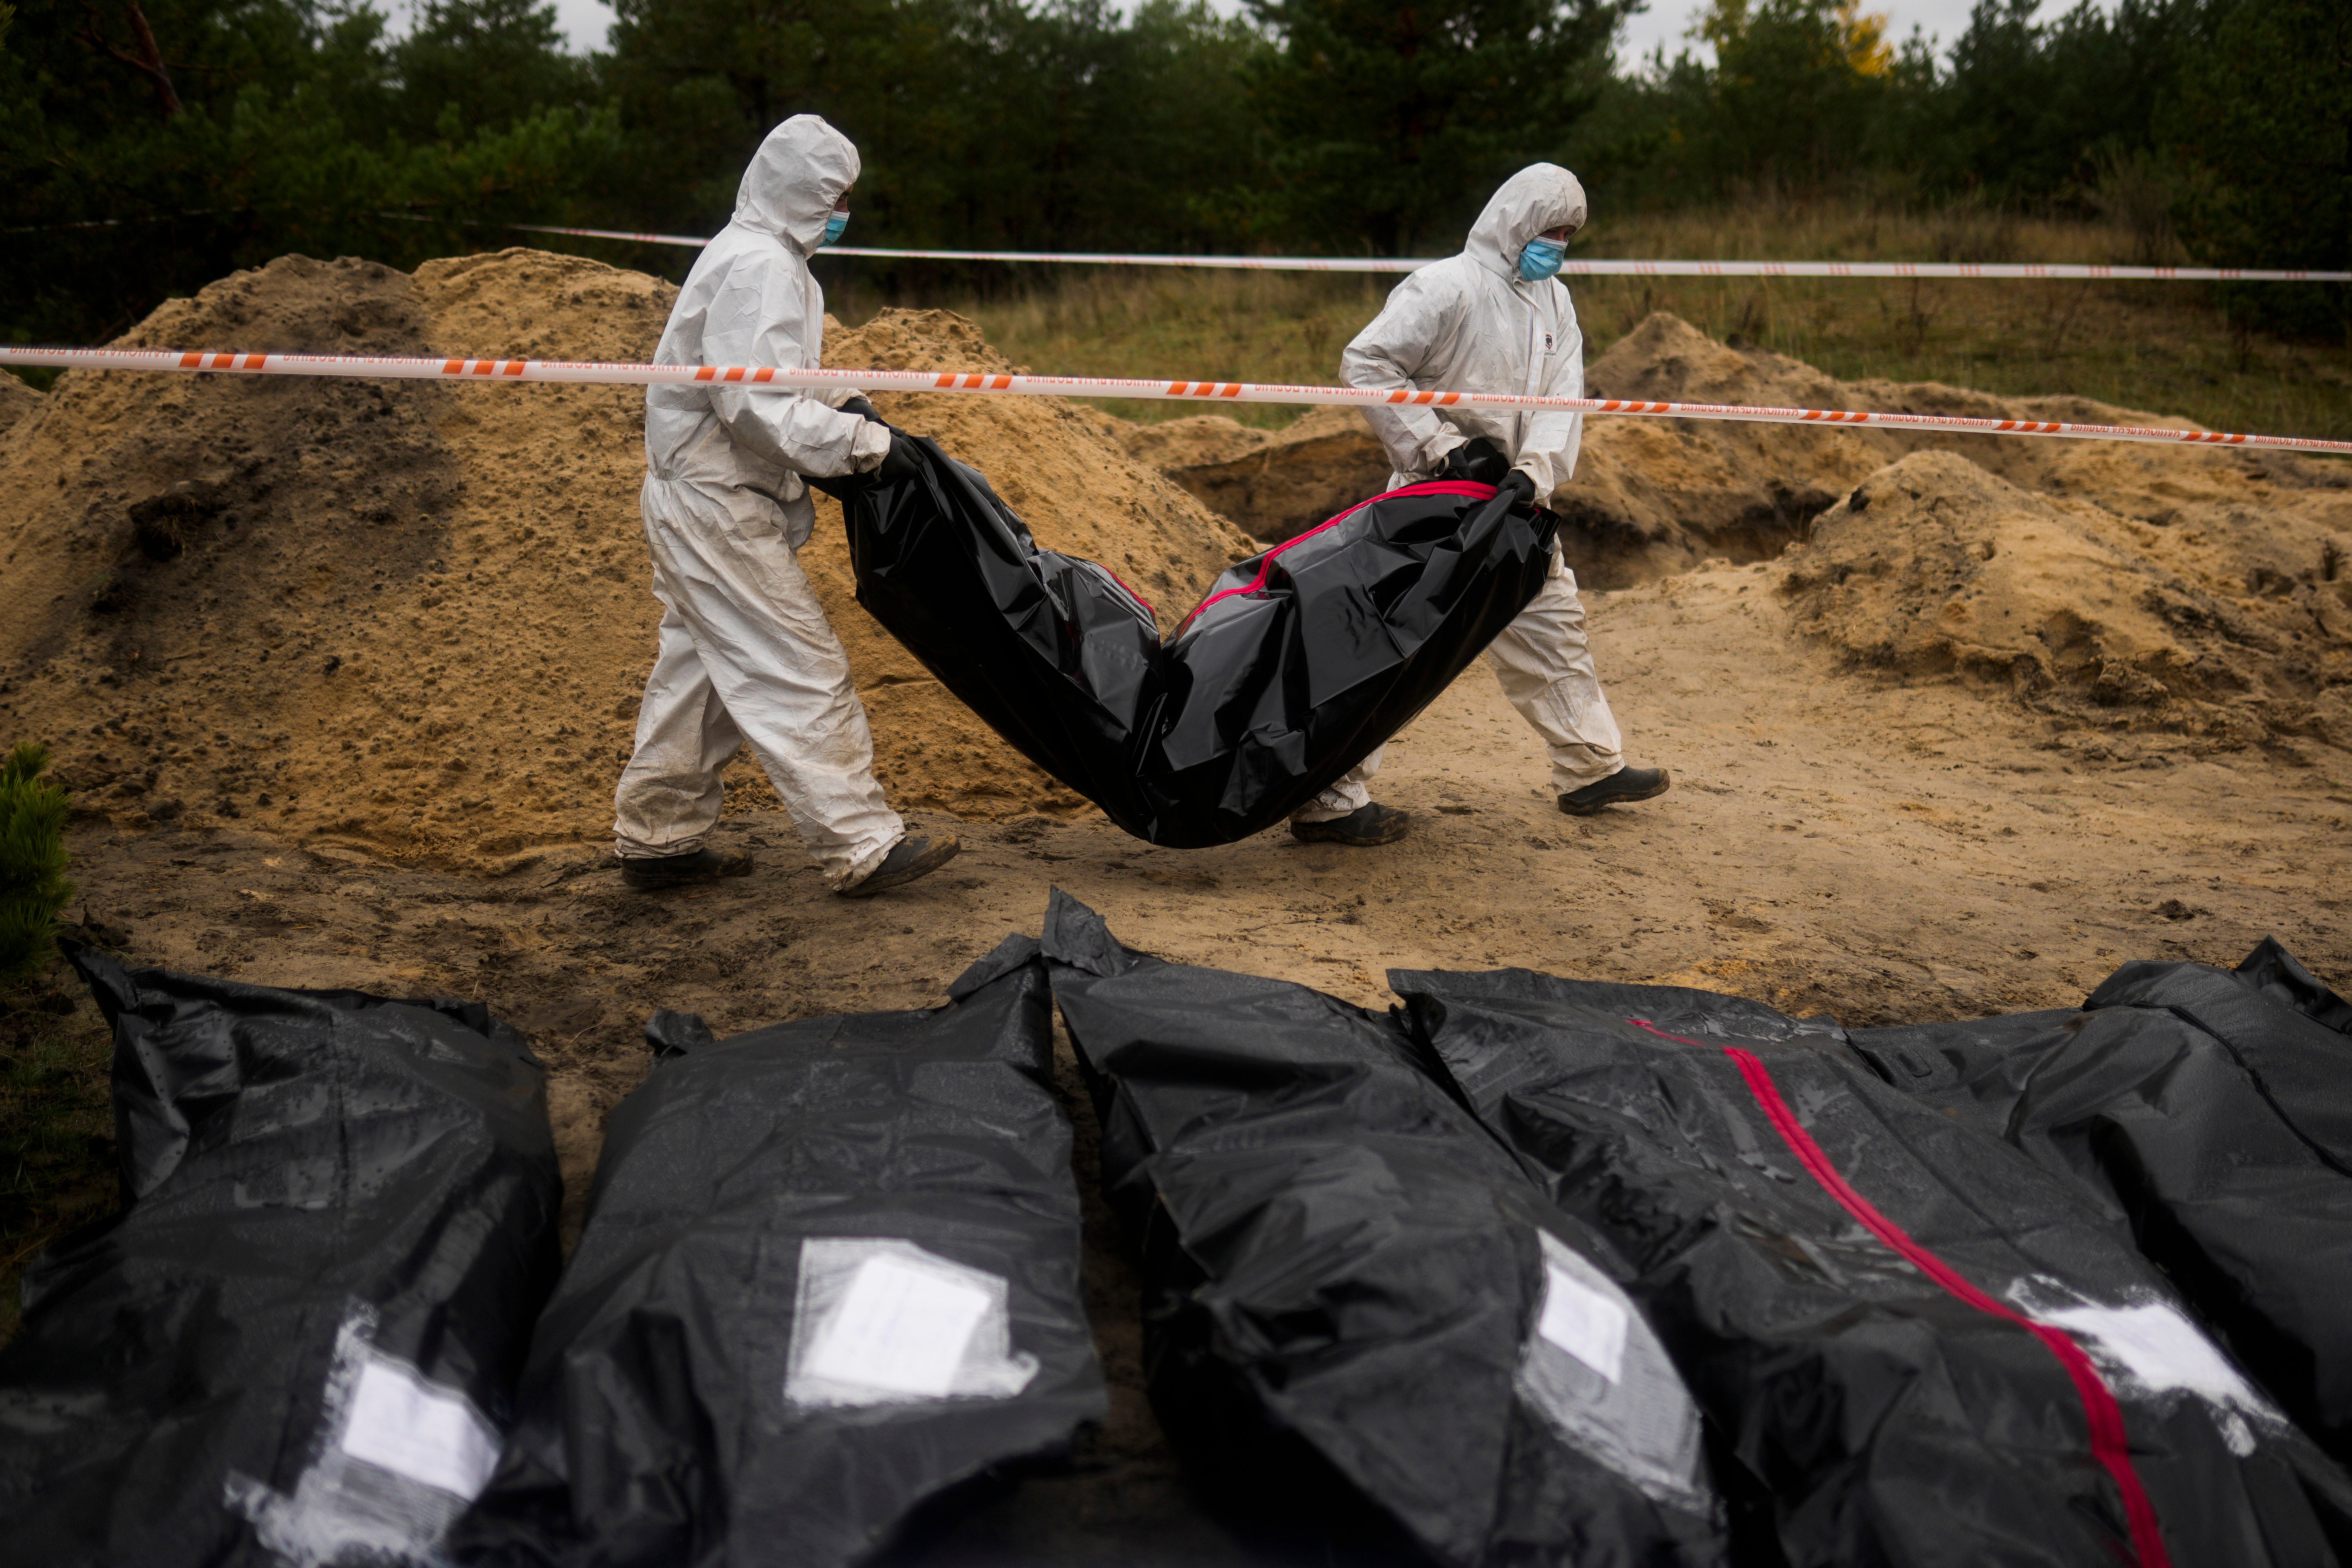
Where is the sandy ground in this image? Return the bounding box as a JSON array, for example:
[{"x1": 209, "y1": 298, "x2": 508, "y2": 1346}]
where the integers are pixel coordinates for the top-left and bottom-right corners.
[{"x1": 53, "y1": 555, "x2": 2352, "y2": 1564}]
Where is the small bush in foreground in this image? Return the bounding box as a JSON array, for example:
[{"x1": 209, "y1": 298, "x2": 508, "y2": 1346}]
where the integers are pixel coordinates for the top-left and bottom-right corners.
[{"x1": 0, "y1": 743, "x2": 73, "y2": 982}]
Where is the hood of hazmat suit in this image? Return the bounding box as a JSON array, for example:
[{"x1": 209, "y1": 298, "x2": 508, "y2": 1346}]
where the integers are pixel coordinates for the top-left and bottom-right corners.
[
  {"x1": 1343, "y1": 165, "x2": 1590, "y2": 499},
  {"x1": 642, "y1": 113, "x2": 889, "y2": 548}
]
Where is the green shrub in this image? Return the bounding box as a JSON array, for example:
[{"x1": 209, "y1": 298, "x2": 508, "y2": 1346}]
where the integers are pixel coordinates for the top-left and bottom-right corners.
[
  {"x1": 0, "y1": 743, "x2": 73, "y2": 983},
  {"x1": 2166, "y1": 0, "x2": 2351, "y2": 340}
]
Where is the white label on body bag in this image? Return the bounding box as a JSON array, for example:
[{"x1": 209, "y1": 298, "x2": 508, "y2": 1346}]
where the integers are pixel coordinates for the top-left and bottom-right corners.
[
  {"x1": 784, "y1": 1237, "x2": 1039, "y2": 1409},
  {"x1": 338, "y1": 1357, "x2": 503, "y2": 1500}
]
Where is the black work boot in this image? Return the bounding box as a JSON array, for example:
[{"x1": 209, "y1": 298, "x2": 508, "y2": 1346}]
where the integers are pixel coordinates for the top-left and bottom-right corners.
[
  {"x1": 836, "y1": 833, "x2": 961, "y2": 898},
  {"x1": 1288, "y1": 802, "x2": 1412, "y2": 846},
  {"x1": 1557, "y1": 767, "x2": 1672, "y2": 816},
  {"x1": 620, "y1": 848, "x2": 755, "y2": 890}
]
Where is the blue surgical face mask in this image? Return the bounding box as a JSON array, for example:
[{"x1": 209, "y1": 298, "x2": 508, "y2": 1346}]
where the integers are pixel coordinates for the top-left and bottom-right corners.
[
  {"x1": 822, "y1": 209, "x2": 849, "y2": 246},
  {"x1": 1519, "y1": 235, "x2": 1566, "y2": 282}
]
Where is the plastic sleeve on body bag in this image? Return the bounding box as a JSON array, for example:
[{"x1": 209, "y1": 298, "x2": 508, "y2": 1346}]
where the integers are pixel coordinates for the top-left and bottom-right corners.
[{"x1": 785, "y1": 1238, "x2": 1041, "y2": 1408}]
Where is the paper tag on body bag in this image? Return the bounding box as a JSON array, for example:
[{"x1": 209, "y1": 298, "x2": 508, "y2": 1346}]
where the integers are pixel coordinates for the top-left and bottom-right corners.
[
  {"x1": 802, "y1": 1252, "x2": 993, "y2": 1397},
  {"x1": 1516, "y1": 1231, "x2": 1710, "y2": 1509},
  {"x1": 227, "y1": 1309, "x2": 503, "y2": 1568},
  {"x1": 784, "y1": 1237, "x2": 1039, "y2": 1409},
  {"x1": 339, "y1": 1356, "x2": 503, "y2": 1498},
  {"x1": 1537, "y1": 1260, "x2": 1628, "y2": 1382}
]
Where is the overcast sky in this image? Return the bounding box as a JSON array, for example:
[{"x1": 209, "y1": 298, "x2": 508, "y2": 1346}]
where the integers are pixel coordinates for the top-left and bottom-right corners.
[
  {"x1": 548, "y1": 0, "x2": 612, "y2": 51},
  {"x1": 1615, "y1": 0, "x2": 2011, "y2": 66},
  {"x1": 465, "y1": 0, "x2": 2057, "y2": 70}
]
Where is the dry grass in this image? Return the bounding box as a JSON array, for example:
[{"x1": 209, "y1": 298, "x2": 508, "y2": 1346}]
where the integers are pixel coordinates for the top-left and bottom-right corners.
[
  {"x1": 945, "y1": 268, "x2": 1394, "y2": 428},
  {"x1": 863, "y1": 200, "x2": 2352, "y2": 444}
]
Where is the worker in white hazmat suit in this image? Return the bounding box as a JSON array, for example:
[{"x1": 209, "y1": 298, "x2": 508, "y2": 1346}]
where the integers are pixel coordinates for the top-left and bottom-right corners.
[
  {"x1": 1290, "y1": 163, "x2": 1671, "y2": 847},
  {"x1": 612, "y1": 114, "x2": 960, "y2": 894}
]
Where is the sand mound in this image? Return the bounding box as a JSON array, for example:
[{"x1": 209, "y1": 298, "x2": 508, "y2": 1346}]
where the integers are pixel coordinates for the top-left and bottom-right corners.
[
  {"x1": 1564, "y1": 315, "x2": 1888, "y2": 584},
  {"x1": 1117, "y1": 414, "x2": 1275, "y2": 471},
  {"x1": 1130, "y1": 406, "x2": 1392, "y2": 544},
  {"x1": 1108, "y1": 312, "x2": 2302, "y2": 568},
  {"x1": 1563, "y1": 312, "x2": 2352, "y2": 591},
  {"x1": 0, "y1": 253, "x2": 1251, "y2": 866},
  {"x1": 0, "y1": 374, "x2": 42, "y2": 437},
  {"x1": 1575, "y1": 315, "x2": 2349, "y2": 750},
  {"x1": 0, "y1": 251, "x2": 687, "y2": 868},
  {"x1": 1783, "y1": 449, "x2": 2352, "y2": 751},
  {"x1": 817, "y1": 309, "x2": 1251, "y2": 623},
  {"x1": 1097, "y1": 312, "x2": 1883, "y2": 566}
]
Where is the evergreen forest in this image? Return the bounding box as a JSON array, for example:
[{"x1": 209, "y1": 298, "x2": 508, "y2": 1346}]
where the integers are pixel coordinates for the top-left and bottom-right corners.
[{"x1": 3, "y1": 0, "x2": 2346, "y2": 346}]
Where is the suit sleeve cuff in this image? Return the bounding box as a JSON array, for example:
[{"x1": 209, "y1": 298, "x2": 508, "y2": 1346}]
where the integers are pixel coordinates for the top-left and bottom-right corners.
[
  {"x1": 850, "y1": 420, "x2": 893, "y2": 471},
  {"x1": 1422, "y1": 431, "x2": 1468, "y2": 467}
]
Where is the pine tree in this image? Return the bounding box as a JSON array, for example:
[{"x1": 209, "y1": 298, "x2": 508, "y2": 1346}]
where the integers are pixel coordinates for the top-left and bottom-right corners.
[
  {"x1": 2167, "y1": 0, "x2": 2351, "y2": 338},
  {"x1": 1243, "y1": 0, "x2": 1635, "y2": 256}
]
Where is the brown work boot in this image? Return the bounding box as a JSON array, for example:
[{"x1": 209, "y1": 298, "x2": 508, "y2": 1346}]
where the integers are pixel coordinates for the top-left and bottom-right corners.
[
  {"x1": 1557, "y1": 767, "x2": 1672, "y2": 816},
  {"x1": 1288, "y1": 802, "x2": 1412, "y2": 846},
  {"x1": 620, "y1": 849, "x2": 755, "y2": 890},
  {"x1": 836, "y1": 833, "x2": 961, "y2": 898}
]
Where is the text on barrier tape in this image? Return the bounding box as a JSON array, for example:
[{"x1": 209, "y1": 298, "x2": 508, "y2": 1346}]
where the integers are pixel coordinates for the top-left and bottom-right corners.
[{"x1": 3, "y1": 346, "x2": 2347, "y2": 457}]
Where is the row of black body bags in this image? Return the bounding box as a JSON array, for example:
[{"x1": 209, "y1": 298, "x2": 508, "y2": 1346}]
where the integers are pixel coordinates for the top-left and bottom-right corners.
[
  {"x1": 1848, "y1": 937, "x2": 2352, "y2": 1464},
  {"x1": 1038, "y1": 891, "x2": 1735, "y2": 1568},
  {"x1": 447, "y1": 935, "x2": 1106, "y2": 1568},
  {"x1": 0, "y1": 946, "x2": 564, "y2": 1568},
  {"x1": 1392, "y1": 967, "x2": 2352, "y2": 1568}
]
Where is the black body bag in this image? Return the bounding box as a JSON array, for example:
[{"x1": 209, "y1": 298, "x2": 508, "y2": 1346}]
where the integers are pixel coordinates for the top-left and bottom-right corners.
[
  {"x1": 823, "y1": 440, "x2": 1556, "y2": 846},
  {"x1": 0, "y1": 946, "x2": 562, "y2": 1568},
  {"x1": 1392, "y1": 967, "x2": 2352, "y2": 1568},
  {"x1": 449, "y1": 938, "x2": 1104, "y2": 1568},
  {"x1": 1850, "y1": 938, "x2": 2352, "y2": 1461},
  {"x1": 1040, "y1": 891, "x2": 1731, "y2": 1567}
]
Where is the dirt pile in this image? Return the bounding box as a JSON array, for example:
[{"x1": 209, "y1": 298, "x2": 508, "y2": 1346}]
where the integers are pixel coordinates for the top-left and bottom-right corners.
[
  {"x1": 1561, "y1": 314, "x2": 1891, "y2": 583},
  {"x1": 1118, "y1": 406, "x2": 1392, "y2": 543},
  {"x1": 1563, "y1": 311, "x2": 2352, "y2": 593},
  {"x1": 1101, "y1": 311, "x2": 1909, "y2": 557},
  {"x1": 0, "y1": 374, "x2": 41, "y2": 437},
  {"x1": 817, "y1": 309, "x2": 1252, "y2": 615},
  {"x1": 1783, "y1": 449, "x2": 2352, "y2": 751},
  {"x1": 1578, "y1": 315, "x2": 2350, "y2": 751},
  {"x1": 1099, "y1": 313, "x2": 1884, "y2": 564},
  {"x1": 1103, "y1": 312, "x2": 2285, "y2": 569},
  {"x1": 1116, "y1": 414, "x2": 1273, "y2": 471},
  {"x1": 0, "y1": 252, "x2": 1251, "y2": 866}
]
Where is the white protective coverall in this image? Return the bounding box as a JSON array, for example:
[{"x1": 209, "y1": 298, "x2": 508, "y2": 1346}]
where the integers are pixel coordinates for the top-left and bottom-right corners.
[
  {"x1": 612, "y1": 115, "x2": 901, "y2": 887},
  {"x1": 1294, "y1": 163, "x2": 1626, "y2": 821}
]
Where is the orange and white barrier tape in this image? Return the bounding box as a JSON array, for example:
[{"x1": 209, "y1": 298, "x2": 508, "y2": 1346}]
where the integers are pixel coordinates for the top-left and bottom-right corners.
[
  {"x1": 4, "y1": 346, "x2": 2347, "y2": 457},
  {"x1": 509, "y1": 224, "x2": 2352, "y2": 283}
]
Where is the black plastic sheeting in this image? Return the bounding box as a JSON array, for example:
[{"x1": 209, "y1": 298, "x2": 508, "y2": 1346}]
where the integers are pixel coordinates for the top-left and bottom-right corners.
[
  {"x1": 1392, "y1": 966, "x2": 2352, "y2": 1568},
  {"x1": 0, "y1": 946, "x2": 561, "y2": 1568},
  {"x1": 449, "y1": 937, "x2": 1105, "y2": 1568},
  {"x1": 820, "y1": 440, "x2": 1556, "y2": 846},
  {"x1": 1850, "y1": 938, "x2": 2352, "y2": 1462},
  {"x1": 1039, "y1": 891, "x2": 1733, "y2": 1567}
]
